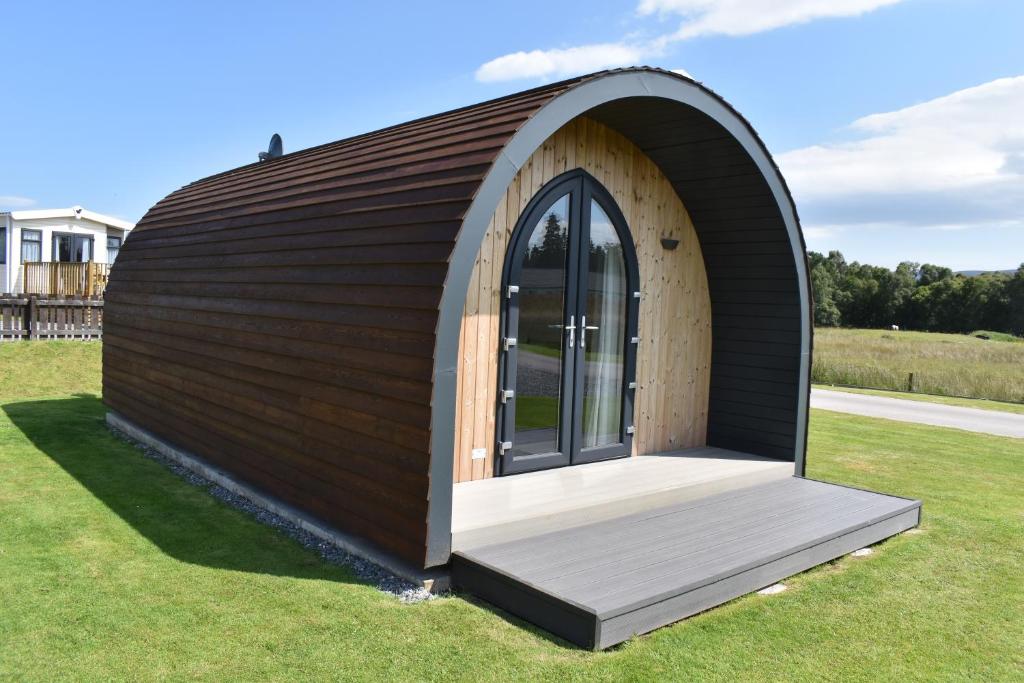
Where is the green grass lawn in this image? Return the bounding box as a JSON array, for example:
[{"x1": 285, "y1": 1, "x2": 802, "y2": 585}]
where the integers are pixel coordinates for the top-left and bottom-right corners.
[
  {"x1": 2, "y1": 342, "x2": 1022, "y2": 680},
  {"x1": 518, "y1": 342, "x2": 562, "y2": 359},
  {"x1": 814, "y1": 383, "x2": 1024, "y2": 416},
  {"x1": 515, "y1": 395, "x2": 559, "y2": 429},
  {"x1": 518, "y1": 343, "x2": 619, "y2": 363},
  {"x1": 813, "y1": 327, "x2": 1024, "y2": 403}
]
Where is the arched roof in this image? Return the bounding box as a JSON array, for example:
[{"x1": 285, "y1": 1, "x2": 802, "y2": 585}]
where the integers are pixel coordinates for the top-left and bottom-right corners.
[
  {"x1": 428, "y1": 68, "x2": 811, "y2": 565},
  {"x1": 111, "y1": 67, "x2": 810, "y2": 569}
]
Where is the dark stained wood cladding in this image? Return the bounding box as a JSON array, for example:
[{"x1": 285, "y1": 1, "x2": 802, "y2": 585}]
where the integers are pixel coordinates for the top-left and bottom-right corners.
[
  {"x1": 104, "y1": 68, "x2": 809, "y2": 567},
  {"x1": 588, "y1": 97, "x2": 808, "y2": 461},
  {"x1": 105, "y1": 77, "x2": 585, "y2": 566}
]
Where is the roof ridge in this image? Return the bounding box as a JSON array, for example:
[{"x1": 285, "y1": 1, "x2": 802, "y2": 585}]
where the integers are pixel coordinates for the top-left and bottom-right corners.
[{"x1": 179, "y1": 68, "x2": 679, "y2": 191}]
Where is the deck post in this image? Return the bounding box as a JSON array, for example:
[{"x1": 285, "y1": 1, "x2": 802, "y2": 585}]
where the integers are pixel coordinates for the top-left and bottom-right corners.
[{"x1": 27, "y1": 296, "x2": 38, "y2": 340}]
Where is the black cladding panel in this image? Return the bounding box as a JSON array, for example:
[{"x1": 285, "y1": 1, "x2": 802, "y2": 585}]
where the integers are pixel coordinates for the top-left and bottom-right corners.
[{"x1": 589, "y1": 98, "x2": 806, "y2": 462}]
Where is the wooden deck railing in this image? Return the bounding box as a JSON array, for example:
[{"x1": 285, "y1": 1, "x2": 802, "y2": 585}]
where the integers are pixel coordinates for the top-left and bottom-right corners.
[
  {"x1": 23, "y1": 261, "x2": 112, "y2": 297},
  {"x1": 0, "y1": 296, "x2": 104, "y2": 341}
]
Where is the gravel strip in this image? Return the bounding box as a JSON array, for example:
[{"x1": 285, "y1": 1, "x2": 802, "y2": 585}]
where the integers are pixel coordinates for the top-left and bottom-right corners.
[{"x1": 108, "y1": 426, "x2": 434, "y2": 603}]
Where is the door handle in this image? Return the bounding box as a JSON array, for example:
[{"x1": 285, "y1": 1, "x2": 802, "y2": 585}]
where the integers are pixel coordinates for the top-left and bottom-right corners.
[
  {"x1": 580, "y1": 315, "x2": 599, "y2": 348},
  {"x1": 548, "y1": 316, "x2": 577, "y2": 348},
  {"x1": 547, "y1": 316, "x2": 577, "y2": 347}
]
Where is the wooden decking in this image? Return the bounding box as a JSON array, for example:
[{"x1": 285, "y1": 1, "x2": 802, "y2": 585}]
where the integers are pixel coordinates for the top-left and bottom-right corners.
[
  {"x1": 452, "y1": 447, "x2": 794, "y2": 550},
  {"x1": 23, "y1": 261, "x2": 110, "y2": 297},
  {"x1": 452, "y1": 477, "x2": 921, "y2": 649}
]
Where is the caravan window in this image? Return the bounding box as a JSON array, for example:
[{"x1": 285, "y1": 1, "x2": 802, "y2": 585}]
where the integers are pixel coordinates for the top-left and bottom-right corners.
[{"x1": 21, "y1": 229, "x2": 42, "y2": 262}]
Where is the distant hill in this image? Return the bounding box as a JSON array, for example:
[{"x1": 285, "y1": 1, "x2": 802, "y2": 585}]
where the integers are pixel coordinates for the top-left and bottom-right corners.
[{"x1": 956, "y1": 269, "x2": 1016, "y2": 277}]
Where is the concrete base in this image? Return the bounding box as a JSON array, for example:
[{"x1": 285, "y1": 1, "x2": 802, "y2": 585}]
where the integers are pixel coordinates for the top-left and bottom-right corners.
[{"x1": 106, "y1": 411, "x2": 450, "y2": 593}]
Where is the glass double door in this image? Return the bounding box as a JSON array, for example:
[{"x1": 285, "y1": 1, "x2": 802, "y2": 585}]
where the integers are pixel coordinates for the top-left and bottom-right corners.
[{"x1": 498, "y1": 173, "x2": 638, "y2": 476}]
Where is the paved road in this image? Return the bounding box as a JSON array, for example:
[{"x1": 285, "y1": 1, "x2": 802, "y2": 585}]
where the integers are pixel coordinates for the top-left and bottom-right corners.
[{"x1": 810, "y1": 388, "x2": 1024, "y2": 439}]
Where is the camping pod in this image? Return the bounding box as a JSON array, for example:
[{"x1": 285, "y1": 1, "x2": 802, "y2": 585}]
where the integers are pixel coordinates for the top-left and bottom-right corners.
[{"x1": 104, "y1": 68, "x2": 919, "y2": 649}]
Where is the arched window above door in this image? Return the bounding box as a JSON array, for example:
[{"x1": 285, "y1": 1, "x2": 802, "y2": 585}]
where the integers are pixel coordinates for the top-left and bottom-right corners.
[{"x1": 497, "y1": 170, "x2": 640, "y2": 476}]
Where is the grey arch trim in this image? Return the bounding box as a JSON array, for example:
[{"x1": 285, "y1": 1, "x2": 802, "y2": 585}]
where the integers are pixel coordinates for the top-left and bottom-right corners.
[{"x1": 425, "y1": 71, "x2": 811, "y2": 567}]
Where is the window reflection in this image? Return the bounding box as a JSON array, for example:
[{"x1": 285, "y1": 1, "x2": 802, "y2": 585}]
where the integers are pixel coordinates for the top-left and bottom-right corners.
[
  {"x1": 582, "y1": 200, "x2": 626, "y2": 448},
  {"x1": 511, "y1": 194, "x2": 570, "y2": 458}
]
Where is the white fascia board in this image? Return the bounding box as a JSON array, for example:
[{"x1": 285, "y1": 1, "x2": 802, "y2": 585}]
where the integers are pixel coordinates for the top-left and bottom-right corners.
[{"x1": 10, "y1": 207, "x2": 135, "y2": 232}]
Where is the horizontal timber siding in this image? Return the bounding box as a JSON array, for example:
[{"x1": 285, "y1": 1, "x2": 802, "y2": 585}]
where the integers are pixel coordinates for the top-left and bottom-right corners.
[
  {"x1": 105, "y1": 77, "x2": 585, "y2": 566},
  {"x1": 104, "y1": 68, "x2": 809, "y2": 566}
]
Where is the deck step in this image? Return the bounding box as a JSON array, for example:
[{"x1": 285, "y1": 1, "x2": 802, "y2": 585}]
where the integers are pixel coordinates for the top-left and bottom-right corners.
[{"x1": 452, "y1": 477, "x2": 921, "y2": 649}]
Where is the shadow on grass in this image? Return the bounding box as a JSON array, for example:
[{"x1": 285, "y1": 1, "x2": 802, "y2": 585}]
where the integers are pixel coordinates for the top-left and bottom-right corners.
[
  {"x1": 3, "y1": 394, "x2": 361, "y2": 584},
  {"x1": 4, "y1": 394, "x2": 599, "y2": 648}
]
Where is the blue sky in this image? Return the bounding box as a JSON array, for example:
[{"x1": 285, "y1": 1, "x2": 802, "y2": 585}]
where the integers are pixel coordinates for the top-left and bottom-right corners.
[{"x1": 3, "y1": 0, "x2": 1022, "y2": 270}]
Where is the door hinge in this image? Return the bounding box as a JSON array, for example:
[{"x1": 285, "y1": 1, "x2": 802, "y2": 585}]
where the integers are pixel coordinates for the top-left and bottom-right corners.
[
  {"x1": 626, "y1": 425, "x2": 635, "y2": 435},
  {"x1": 500, "y1": 389, "x2": 515, "y2": 403},
  {"x1": 506, "y1": 285, "x2": 519, "y2": 299},
  {"x1": 498, "y1": 441, "x2": 513, "y2": 455},
  {"x1": 631, "y1": 336, "x2": 640, "y2": 344},
  {"x1": 503, "y1": 337, "x2": 517, "y2": 351}
]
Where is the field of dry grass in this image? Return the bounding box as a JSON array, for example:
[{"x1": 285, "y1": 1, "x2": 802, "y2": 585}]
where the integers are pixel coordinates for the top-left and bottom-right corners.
[{"x1": 812, "y1": 328, "x2": 1024, "y2": 403}]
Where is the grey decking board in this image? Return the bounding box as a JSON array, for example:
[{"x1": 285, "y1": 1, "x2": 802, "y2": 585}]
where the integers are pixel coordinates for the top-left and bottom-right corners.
[
  {"x1": 586, "y1": 498, "x2": 919, "y2": 614},
  {"x1": 472, "y1": 477, "x2": 802, "y2": 567},
  {"x1": 450, "y1": 555, "x2": 599, "y2": 649},
  {"x1": 551, "y1": 497, "x2": 887, "y2": 600},
  {"x1": 800, "y1": 475, "x2": 923, "y2": 503},
  {"x1": 453, "y1": 552, "x2": 596, "y2": 616},
  {"x1": 469, "y1": 478, "x2": 845, "y2": 573},
  {"x1": 453, "y1": 477, "x2": 921, "y2": 649},
  {"x1": 492, "y1": 477, "x2": 896, "y2": 563},
  {"x1": 563, "y1": 484, "x2": 905, "y2": 584},
  {"x1": 510, "y1": 485, "x2": 846, "y2": 580},
  {"x1": 482, "y1": 486, "x2": 801, "y2": 572},
  {"x1": 544, "y1": 493, "x2": 887, "y2": 596},
  {"x1": 595, "y1": 506, "x2": 921, "y2": 647}
]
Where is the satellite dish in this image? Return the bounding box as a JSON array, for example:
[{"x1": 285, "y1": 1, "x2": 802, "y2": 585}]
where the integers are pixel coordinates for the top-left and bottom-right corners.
[{"x1": 258, "y1": 133, "x2": 283, "y2": 161}]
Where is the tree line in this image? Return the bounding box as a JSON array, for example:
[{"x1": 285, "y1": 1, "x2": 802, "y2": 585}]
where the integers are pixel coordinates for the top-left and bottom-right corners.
[{"x1": 808, "y1": 251, "x2": 1024, "y2": 336}]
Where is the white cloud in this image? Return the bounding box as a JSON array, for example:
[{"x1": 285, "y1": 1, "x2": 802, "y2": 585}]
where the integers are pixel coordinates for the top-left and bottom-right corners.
[
  {"x1": 475, "y1": 43, "x2": 652, "y2": 83},
  {"x1": 778, "y1": 76, "x2": 1024, "y2": 199},
  {"x1": 778, "y1": 76, "x2": 1024, "y2": 238},
  {"x1": 807, "y1": 218, "x2": 1023, "y2": 236},
  {"x1": 0, "y1": 195, "x2": 36, "y2": 209},
  {"x1": 802, "y1": 225, "x2": 841, "y2": 240},
  {"x1": 922, "y1": 219, "x2": 1024, "y2": 232},
  {"x1": 670, "y1": 67, "x2": 693, "y2": 78},
  {"x1": 476, "y1": 0, "x2": 905, "y2": 82},
  {"x1": 639, "y1": 0, "x2": 905, "y2": 40}
]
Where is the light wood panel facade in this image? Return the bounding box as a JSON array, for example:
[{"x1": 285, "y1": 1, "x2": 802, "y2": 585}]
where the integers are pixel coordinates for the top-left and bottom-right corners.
[{"x1": 453, "y1": 117, "x2": 712, "y2": 483}]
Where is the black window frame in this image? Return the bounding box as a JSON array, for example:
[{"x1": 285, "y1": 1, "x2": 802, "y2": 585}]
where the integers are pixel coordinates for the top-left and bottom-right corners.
[
  {"x1": 107, "y1": 235, "x2": 122, "y2": 263},
  {"x1": 497, "y1": 169, "x2": 641, "y2": 476},
  {"x1": 52, "y1": 232, "x2": 95, "y2": 263},
  {"x1": 21, "y1": 229, "x2": 42, "y2": 263}
]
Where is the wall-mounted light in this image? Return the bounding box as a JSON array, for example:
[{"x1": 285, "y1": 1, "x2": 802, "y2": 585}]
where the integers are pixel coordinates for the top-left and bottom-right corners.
[{"x1": 660, "y1": 238, "x2": 680, "y2": 250}]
